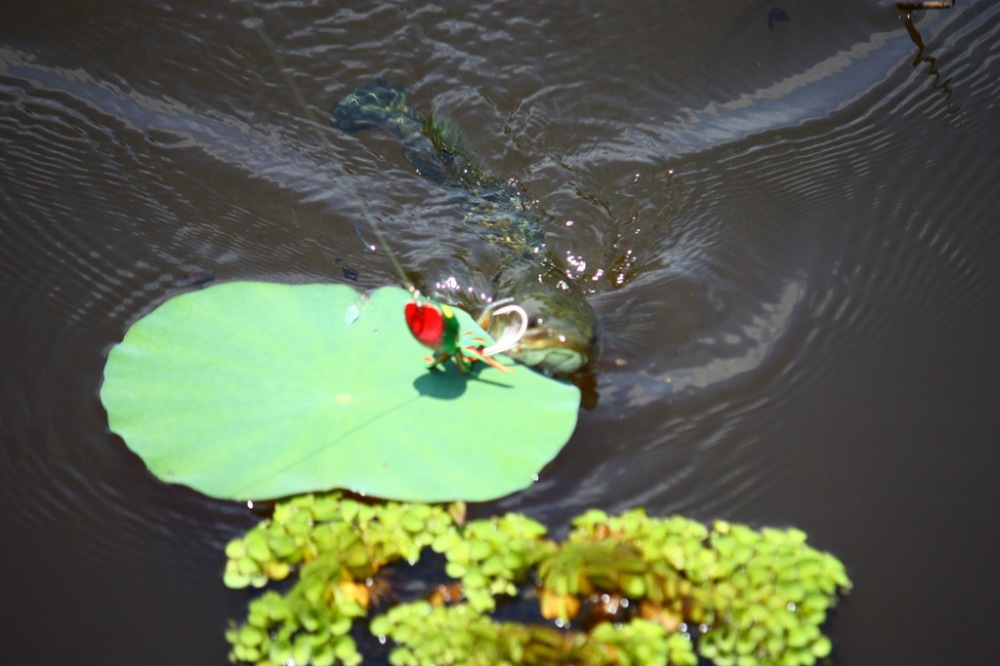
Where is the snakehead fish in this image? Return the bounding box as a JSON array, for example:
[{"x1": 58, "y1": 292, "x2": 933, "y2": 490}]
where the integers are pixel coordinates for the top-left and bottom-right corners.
[{"x1": 331, "y1": 80, "x2": 600, "y2": 376}]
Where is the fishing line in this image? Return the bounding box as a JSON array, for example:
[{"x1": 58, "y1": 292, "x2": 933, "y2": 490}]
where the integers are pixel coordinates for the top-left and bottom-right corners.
[
  {"x1": 247, "y1": 16, "x2": 415, "y2": 294},
  {"x1": 246, "y1": 9, "x2": 529, "y2": 366}
]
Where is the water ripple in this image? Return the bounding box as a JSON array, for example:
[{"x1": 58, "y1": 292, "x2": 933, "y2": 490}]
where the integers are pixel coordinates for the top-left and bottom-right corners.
[{"x1": 1, "y1": 3, "x2": 998, "y2": 663}]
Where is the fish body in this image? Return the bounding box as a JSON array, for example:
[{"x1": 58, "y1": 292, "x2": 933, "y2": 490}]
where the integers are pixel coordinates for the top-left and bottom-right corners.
[{"x1": 332, "y1": 81, "x2": 599, "y2": 376}]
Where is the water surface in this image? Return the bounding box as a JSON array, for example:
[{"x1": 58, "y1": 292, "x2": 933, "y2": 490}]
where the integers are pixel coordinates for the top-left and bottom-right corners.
[{"x1": 2, "y1": 2, "x2": 998, "y2": 664}]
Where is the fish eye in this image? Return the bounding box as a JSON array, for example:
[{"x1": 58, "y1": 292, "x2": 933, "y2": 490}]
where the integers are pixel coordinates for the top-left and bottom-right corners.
[{"x1": 527, "y1": 316, "x2": 542, "y2": 328}]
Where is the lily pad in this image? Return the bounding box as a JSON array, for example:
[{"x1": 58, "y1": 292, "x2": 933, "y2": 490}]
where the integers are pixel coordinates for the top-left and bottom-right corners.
[{"x1": 100, "y1": 282, "x2": 580, "y2": 502}]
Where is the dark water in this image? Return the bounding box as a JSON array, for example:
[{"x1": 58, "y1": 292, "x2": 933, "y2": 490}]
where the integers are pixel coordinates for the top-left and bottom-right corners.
[{"x1": 2, "y1": 1, "x2": 998, "y2": 664}]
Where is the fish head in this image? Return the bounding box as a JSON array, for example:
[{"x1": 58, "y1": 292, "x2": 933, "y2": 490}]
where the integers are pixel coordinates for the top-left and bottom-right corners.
[{"x1": 480, "y1": 281, "x2": 600, "y2": 378}]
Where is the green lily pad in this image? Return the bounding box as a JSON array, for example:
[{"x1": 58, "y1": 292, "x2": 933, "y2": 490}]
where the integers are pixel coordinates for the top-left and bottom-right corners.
[{"x1": 100, "y1": 282, "x2": 580, "y2": 502}]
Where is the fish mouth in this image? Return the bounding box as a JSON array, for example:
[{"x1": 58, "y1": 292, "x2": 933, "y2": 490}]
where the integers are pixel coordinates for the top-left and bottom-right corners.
[
  {"x1": 505, "y1": 328, "x2": 592, "y2": 376},
  {"x1": 479, "y1": 305, "x2": 595, "y2": 377}
]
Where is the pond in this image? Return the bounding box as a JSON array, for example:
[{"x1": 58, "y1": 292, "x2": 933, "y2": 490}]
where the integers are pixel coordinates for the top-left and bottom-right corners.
[{"x1": 1, "y1": 1, "x2": 997, "y2": 664}]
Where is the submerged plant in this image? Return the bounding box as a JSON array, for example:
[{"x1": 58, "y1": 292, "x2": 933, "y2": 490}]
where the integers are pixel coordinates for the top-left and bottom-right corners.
[{"x1": 224, "y1": 493, "x2": 850, "y2": 666}]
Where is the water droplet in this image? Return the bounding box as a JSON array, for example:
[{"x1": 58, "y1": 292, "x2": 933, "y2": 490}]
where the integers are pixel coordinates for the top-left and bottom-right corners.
[
  {"x1": 246, "y1": 500, "x2": 254, "y2": 509},
  {"x1": 532, "y1": 474, "x2": 539, "y2": 482},
  {"x1": 786, "y1": 601, "x2": 797, "y2": 612},
  {"x1": 372, "y1": 328, "x2": 379, "y2": 335},
  {"x1": 377, "y1": 635, "x2": 387, "y2": 645},
  {"x1": 345, "y1": 302, "x2": 360, "y2": 324}
]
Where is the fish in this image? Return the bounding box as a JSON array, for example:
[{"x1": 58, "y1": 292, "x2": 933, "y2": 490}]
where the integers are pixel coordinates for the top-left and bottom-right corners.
[{"x1": 331, "y1": 80, "x2": 600, "y2": 377}]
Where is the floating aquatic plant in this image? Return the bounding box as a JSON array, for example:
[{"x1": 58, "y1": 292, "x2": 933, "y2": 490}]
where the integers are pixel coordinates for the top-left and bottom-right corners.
[
  {"x1": 224, "y1": 492, "x2": 851, "y2": 666},
  {"x1": 98, "y1": 280, "x2": 849, "y2": 664},
  {"x1": 100, "y1": 281, "x2": 580, "y2": 503}
]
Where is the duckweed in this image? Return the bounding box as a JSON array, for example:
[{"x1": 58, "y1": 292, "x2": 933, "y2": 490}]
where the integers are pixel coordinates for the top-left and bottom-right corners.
[{"x1": 225, "y1": 492, "x2": 850, "y2": 666}]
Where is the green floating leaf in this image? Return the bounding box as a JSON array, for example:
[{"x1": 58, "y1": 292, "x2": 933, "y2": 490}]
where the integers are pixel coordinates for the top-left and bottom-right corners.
[{"x1": 101, "y1": 282, "x2": 580, "y2": 502}]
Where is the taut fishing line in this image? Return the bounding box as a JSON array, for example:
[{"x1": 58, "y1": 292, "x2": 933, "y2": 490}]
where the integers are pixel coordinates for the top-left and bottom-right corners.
[
  {"x1": 245, "y1": 12, "x2": 529, "y2": 365},
  {"x1": 247, "y1": 16, "x2": 414, "y2": 294}
]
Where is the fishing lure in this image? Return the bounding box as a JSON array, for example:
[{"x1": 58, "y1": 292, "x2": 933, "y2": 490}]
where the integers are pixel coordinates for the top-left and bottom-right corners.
[{"x1": 404, "y1": 298, "x2": 527, "y2": 374}]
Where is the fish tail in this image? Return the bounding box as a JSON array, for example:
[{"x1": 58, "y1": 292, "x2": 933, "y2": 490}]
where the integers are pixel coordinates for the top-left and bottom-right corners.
[
  {"x1": 332, "y1": 80, "x2": 463, "y2": 187},
  {"x1": 330, "y1": 79, "x2": 418, "y2": 133}
]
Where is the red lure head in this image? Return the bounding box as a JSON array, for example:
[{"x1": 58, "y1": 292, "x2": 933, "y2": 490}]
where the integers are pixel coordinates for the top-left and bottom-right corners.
[
  {"x1": 404, "y1": 298, "x2": 511, "y2": 375},
  {"x1": 404, "y1": 300, "x2": 449, "y2": 350}
]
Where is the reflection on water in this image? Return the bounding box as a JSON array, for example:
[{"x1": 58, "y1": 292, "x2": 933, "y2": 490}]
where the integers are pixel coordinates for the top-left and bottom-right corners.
[
  {"x1": 614, "y1": 277, "x2": 806, "y2": 402},
  {"x1": 901, "y1": 10, "x2": 960, "y2": 114},
  {"x1": 2, "y1": 1, "x2": 999, "y2": 665}
]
